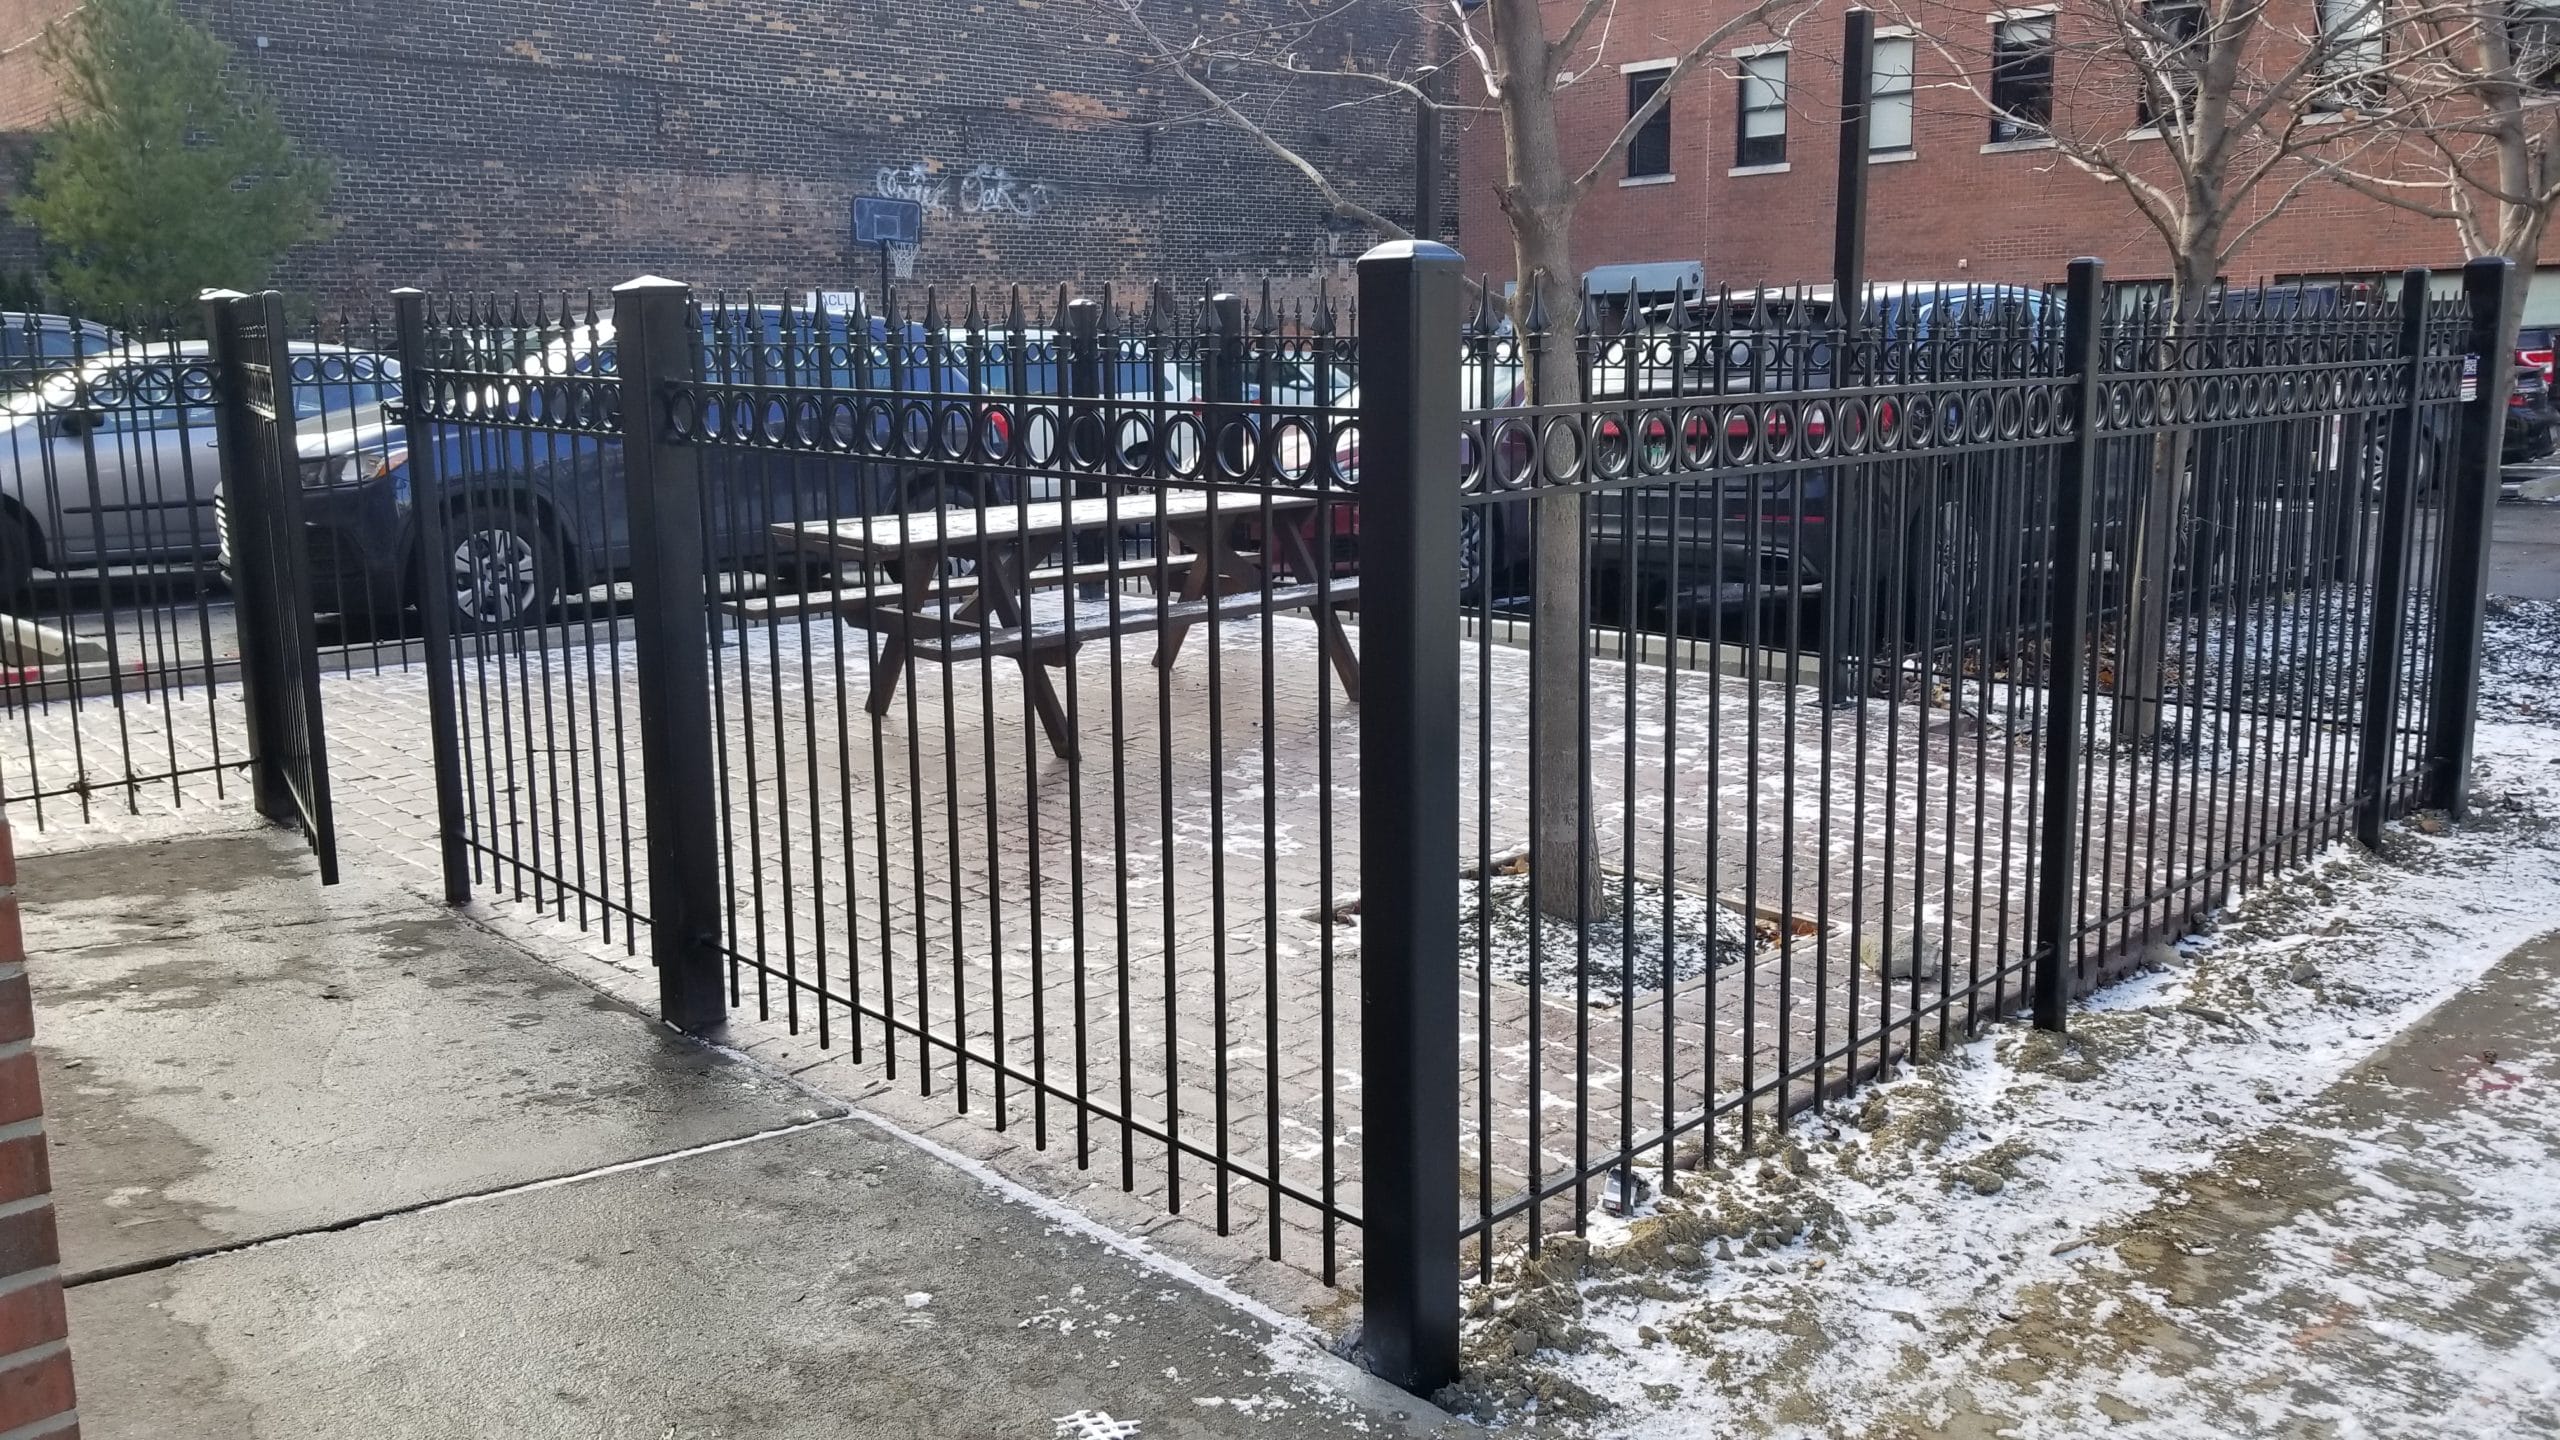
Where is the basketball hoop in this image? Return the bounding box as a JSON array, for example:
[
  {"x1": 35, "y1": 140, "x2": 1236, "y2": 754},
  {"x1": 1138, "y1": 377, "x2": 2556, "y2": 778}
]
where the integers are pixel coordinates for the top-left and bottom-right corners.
[{"x1": 855, "y1": 195, "x2": 927, "y2": 298}]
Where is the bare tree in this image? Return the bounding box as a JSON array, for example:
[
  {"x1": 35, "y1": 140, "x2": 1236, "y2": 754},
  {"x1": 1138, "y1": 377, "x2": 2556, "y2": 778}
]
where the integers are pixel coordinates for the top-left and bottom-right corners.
[
  {"x1": 1103, "y1": 0, "x2": 1806, "y2": 921},
  {"x1": 2315, "y1": 0, "x2": 2559, "y2": 341},
  {"x1": 1894, "y1": 0, "x2": 2379, "y2": 741}
]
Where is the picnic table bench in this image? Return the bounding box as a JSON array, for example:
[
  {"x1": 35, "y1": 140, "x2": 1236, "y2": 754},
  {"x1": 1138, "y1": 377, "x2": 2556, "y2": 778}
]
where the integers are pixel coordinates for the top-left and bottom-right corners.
[{"x1": 770, "y1": 489, "x2": 1360, "y2": 761}]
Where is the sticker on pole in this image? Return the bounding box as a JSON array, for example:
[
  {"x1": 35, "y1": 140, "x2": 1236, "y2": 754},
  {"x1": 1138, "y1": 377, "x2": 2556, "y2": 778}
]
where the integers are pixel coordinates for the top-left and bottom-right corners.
[{"x1": 2461, "y1": 353, "x2": 2480, "y2": 402}]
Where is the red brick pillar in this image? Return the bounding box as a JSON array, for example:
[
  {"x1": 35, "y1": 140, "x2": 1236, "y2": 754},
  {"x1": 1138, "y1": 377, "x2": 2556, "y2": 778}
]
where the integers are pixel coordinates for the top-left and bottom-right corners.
[{"x1": 0, "y1": 825, "x2": 75, "y2": 1437}]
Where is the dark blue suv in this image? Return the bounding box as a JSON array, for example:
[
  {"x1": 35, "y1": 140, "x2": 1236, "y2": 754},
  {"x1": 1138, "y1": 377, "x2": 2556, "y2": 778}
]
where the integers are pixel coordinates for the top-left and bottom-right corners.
[{"x1": 301, "y1": 309, "x2": 993, "y2": 630}]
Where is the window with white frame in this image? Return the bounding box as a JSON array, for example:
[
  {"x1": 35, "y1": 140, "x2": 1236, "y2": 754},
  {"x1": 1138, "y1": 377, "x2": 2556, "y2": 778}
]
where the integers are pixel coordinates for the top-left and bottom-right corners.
[
  {"x1": 2311, "y1": 0, "x2": 2385, "y2": 108},
  {"x1": 1988, "y1": 14, "x2": 2054, "y2": 143},
  {"x1": 1627, "y1": 65, "x2": 1674, "y2": 178},
  {"x1": 1872, "y1": 35, "x2": 1916, "y2": 154},
  {"x1": 1736, "y1": 50, "x2": 1788, "y2": 167}
]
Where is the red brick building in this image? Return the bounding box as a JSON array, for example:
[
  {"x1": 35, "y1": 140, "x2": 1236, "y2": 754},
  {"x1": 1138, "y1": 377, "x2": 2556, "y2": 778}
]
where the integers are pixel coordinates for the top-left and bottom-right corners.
[{"x1": 1454, "y1": 0, "x2": 2560, "y2": 309}]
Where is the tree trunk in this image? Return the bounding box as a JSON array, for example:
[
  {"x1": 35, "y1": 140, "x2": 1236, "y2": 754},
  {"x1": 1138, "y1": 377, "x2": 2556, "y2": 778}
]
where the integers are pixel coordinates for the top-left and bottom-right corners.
[
  {"x1": 2115, "y1": 247, "x2": 2219, "y2": 748},
  {"x1": 1490, "y1": 15, "x2": 1608, "y2": 924}
]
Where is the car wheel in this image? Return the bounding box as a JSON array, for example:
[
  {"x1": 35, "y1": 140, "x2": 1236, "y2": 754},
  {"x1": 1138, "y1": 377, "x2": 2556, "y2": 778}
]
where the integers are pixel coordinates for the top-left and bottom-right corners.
[
  {"x1": 444, "y1": 510, "x2": 560, "y2": 630},
  {"x1": 1903, "y1": 493, "x2": 1989, "y2": 650},
  {"x1": 0, "y1": 516, "x2": 34, "y2": 606},
  {"x1": 1458, "y1": 507, "x2": 1487, "y2": 602}
]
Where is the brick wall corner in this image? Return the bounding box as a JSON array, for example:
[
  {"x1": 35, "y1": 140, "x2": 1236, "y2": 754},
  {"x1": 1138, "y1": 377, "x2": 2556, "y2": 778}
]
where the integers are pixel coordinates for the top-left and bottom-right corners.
[{"x1": 0, "y1": 824, "x2": 77, "y2": 1440}]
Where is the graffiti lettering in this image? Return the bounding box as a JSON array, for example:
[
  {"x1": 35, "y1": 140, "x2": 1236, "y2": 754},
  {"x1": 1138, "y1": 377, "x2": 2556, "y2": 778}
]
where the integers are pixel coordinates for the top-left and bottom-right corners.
[
  {"x1": 959, "y1": 164, "x2": 1059, "y2": 218},
  {"x1": 875, "y1": 161, "x2": 1061, "y2": 220},
  {"x1": 874, "y1": 162, "x2": 950, "y2": 214}
]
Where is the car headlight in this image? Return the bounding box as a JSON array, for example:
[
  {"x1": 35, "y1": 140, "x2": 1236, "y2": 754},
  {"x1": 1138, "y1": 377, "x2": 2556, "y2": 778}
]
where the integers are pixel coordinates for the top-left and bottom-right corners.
[{"x1": 301, "y1": 446, "x2": 408, "y2": 487}]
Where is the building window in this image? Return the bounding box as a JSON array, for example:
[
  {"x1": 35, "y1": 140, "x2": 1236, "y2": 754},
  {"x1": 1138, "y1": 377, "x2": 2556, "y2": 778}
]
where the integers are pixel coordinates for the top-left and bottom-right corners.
[
  {"x1": 1736, "y1": 50, "x2": 1788, "y2": 167},
  {"x1": 2515, "y1": 0, "x2": 2560, "y2": 92},
  {"x1": 2312, "y1": 0, "x2": 2385, "y2": 108},
  {"x1": 1627, "y1": 67, "x2": 1674, "y2": 178},
  {"x1": 1989, "y1": 15, "x2": 2054, "y2": 143},
  {"x1": 1871, "y1": 35, "x2": 1916, "y2": 154},
  {"x1": 2136, "y1": 0, "x2": 2204, "y2": 128}
]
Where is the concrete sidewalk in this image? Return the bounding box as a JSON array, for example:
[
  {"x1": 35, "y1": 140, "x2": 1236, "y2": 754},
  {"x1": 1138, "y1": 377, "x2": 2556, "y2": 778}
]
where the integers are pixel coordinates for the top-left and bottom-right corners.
[
  {"x1": 1909, "y1": 925, "x2": 2560, "y2": 1436},
  {"x1": 26, "y1": 829, "x2": 1462, "y2": 1439}
]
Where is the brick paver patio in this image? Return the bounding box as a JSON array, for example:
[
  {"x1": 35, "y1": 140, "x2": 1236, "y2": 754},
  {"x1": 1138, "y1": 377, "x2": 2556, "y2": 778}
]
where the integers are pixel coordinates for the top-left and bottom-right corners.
[{"x1": 5, "y1": 595, "x2": 2358, "y2": 1289}]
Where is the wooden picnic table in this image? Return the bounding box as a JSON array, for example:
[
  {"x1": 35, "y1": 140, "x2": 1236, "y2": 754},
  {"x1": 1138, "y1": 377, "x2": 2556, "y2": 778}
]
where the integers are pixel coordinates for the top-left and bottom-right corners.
[{"x1": 771, "y1": 489, "x2": 1360, "y2": 761}]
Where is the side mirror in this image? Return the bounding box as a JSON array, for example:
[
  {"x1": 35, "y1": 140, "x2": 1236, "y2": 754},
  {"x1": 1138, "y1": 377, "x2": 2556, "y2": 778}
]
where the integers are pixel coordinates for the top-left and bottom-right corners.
[{"x1": 46, "y1": 409, "x2": 102, "y2": 439}]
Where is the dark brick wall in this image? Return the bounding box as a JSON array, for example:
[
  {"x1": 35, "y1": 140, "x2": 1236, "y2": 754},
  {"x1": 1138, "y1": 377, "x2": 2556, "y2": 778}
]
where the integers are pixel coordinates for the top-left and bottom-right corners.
[{"x1": 170, "y1": 0, "x2": 1424, "y2": 306}]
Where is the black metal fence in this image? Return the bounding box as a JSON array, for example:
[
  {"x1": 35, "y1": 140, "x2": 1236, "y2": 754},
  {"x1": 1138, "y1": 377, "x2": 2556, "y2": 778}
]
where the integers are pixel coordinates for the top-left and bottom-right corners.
[
  {"x1": 7, "y1": 247, "x2": 2483, "y2": 1392},
  {"x1": 0, "y1": 299, "x2": 412, "y2": 830},
  {"x1": 392, "y1": 248, "x2": 2494, "y2": 1390},
  {"x1": 1421, "y1": 255, "x2": 2484, "y2": 1357}
]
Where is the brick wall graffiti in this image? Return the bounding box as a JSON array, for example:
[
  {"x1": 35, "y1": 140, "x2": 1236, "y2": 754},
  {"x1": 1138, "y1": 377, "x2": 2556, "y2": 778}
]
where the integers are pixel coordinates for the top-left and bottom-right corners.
[{"x1": 96, "y1": 0, "x2": 1429, "y2": 299}]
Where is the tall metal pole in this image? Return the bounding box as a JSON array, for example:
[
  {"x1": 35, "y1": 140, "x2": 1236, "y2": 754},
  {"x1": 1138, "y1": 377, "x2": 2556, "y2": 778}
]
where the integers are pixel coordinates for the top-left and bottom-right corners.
[{"x1": 1833, "y1": 8, "x2": 1875, "y2": 328}]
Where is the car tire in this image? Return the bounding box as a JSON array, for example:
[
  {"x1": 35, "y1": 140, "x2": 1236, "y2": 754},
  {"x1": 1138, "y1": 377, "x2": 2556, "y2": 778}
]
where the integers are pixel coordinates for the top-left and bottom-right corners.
[
  {"x1": 1901, "y1": 491, "x2": 1991, "y2": 651},
  {"x1": 440, "y1": 507, "x2": 562, "y2": 631},
  {"x1": 0, "y1": 515, "x2": 35, "y2": 608}
]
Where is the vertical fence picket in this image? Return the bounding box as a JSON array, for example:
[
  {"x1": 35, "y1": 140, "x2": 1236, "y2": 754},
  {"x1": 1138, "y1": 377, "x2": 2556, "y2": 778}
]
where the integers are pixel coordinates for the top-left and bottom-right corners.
[
  {"x1": 393, "y1": 288, "x2": 475, "y2": 904},
  {"x1": 2356, "y1": 268, "x2": 2433, "y2": 849}
]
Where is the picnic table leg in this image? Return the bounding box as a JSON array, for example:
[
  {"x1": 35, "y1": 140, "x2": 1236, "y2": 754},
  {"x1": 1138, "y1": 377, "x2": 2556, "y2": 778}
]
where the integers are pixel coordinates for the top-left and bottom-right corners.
[
  {"x1": 864, "y1": 563, "x2": 944, "y2": 718},
  {"x1": 1273, "y1": 515, "x2": 1361, "y2": 703},
  {"x1": 978, "y1": 544, "x2": 1081, "y2": 764},
  {"x1": 1153, "y1": 519, "x2": 1219, "y2": 672}
]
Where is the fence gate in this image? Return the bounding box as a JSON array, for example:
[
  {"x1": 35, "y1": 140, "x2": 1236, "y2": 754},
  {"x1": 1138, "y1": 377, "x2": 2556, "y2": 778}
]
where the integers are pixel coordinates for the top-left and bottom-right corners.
[{"x1": 206, "y1": 289, "x2": 339, "y2": 883}]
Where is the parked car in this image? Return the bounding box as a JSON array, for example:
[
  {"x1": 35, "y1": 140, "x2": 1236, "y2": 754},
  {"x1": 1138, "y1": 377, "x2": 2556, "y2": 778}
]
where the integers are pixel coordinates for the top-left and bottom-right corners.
[
  {"x1": 302, "y1": 309, "x2": 1003, "y2": 630},
  {"x1": 0, "y1": 312, "x2": 126, "y2": 398},
  {"x1": 2518, "y1": 326, "x2": 2554, "y2": 388},
  {"x1": 2508, "y1": 360, "x2": 2558, "y2": 462},
  {"x1": 0, "y1": 340, "x2": 395, "y2": 600},
  {"x1": 1573, "y1": 283, "x2": 2073, "y2": 642}
]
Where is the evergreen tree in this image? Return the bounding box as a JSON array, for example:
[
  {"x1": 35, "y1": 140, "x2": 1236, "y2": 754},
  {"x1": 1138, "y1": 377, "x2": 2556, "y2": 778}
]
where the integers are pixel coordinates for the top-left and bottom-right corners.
[{"x1": 10, "y1": 0, "x2": 331, "y2": 313}]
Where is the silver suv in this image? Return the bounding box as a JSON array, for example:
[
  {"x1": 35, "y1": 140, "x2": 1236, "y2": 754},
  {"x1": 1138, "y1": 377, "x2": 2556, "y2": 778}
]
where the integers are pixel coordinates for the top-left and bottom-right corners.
[{"x1": 0, "y1": 340, "x2": 398, "y2": 596}]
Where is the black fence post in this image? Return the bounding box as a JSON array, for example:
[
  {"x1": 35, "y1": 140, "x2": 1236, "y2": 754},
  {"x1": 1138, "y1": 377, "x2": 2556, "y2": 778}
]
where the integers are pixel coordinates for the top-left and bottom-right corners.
[
  {"x1": 1356, "y1": 240, "x2": 1463, "y2": 1397},
  {"x1": 201, "y1": 289, "x2": 289, "y2": 826},
  {"x1": 613, "y1": 276, "x2": 726, "y2": 1035},
  {"x1": 2424, "y1": 255, "x2": 2513, "y2": 818},
  {"x1": 2033, "y1": 257, "x2": 2105, "y2": 1032},
  {"x1": 203, "y1": 288, "x2": 310, "y2": 825},
  {"x1": 391, "y1": 289, "x2": 473, "y2": 905},
  {"x1": 2356, "y1": 268, "x2": 2433, "y2": 849}
]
